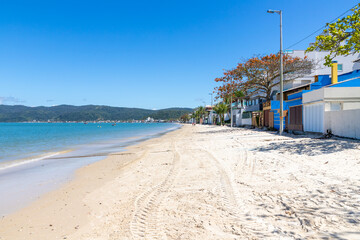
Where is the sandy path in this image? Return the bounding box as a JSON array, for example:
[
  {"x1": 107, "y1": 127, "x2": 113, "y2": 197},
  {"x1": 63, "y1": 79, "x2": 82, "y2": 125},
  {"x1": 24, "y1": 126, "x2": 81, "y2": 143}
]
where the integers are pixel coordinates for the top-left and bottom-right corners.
[{"x1": 1, "y1": 124, "x2": 360, "y2": 239}]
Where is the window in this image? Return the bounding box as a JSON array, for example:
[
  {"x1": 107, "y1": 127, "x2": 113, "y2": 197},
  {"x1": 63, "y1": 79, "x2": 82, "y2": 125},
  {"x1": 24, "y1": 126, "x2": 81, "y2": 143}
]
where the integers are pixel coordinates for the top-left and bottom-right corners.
[
  {"x1": 338, "y1": 64, "x2": 343, "y2": 71},
  {"x1": 330, "y1": 102, "x2": 341, "y2": 111}
]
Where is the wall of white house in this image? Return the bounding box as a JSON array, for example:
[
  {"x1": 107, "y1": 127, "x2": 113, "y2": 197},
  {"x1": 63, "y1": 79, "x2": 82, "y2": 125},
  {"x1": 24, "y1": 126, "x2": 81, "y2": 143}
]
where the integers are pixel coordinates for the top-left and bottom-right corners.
[
  {"x1": 232, "y1": 108, "x2": 252, "y2": 126},
  {"x1": 224, "y1": 113, "x2": 230, "y2": 121},
  {"x1": 324, "y1": 109, "x2": 360, "y2": 139},
  {"x1": 303, "y1": 86, "x2": 360, "y2": 134},
  {"x1": 208, "y1": 112, "x2": 214, "y2": 124},
  {"x1": 343, "y1": 102, "x2": 360, "y2": 110},
  {"x1": 324, "y1": 87, "x2": 360, "y2": 100},
  {"x1": 289, "y1": 50, "x2": 360, "y2": 75},
  {"x1": 241, "y1": 118, "x2": 252, "y2": 126},
  {"x1": 303, "y1": 102, "x2": 325, "y2": 133},
  {"x1": 303, "y1": 87, "x2": 360, "y2": 106},
  {"x1": 303, "y1": 88, "x2": 324, "y2": 104},
  {"x1": 232, "y1": 109, "x2": 242, "y2": 126},
  {"x1": 285, "y1": 50, "x2": 360, "y2": 90}
]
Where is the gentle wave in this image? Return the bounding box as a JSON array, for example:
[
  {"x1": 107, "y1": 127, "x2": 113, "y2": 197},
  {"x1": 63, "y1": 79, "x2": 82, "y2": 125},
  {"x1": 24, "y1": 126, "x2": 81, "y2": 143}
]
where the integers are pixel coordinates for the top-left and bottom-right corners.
[
  {"x1": 0, "y1": 150, "x2": 71, "y2": 171},
  {"x1": 0, "y1": 124, "x2": 181, "y2": 171}
]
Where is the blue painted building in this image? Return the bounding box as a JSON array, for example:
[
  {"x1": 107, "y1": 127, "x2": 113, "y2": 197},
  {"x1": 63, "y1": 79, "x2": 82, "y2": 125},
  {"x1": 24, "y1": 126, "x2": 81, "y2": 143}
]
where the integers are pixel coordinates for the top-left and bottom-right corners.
[{"x1": 264, "y1": 65, "x2": 360, "y2": 132}]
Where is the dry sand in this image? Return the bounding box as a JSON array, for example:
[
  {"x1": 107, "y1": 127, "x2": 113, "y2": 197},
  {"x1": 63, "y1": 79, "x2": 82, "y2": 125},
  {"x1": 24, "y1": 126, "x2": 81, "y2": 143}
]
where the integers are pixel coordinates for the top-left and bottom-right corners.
[{"x1": 1, "y1": 124, "x2": 360, "y2": 239}]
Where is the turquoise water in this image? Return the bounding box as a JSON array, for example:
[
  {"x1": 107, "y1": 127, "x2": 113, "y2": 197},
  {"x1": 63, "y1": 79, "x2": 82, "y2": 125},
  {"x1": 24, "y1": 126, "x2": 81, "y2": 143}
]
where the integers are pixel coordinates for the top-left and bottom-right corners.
[
  {"x1": 0, "y1": 122, "x2": 178, "y2": 166},
  {"x1": 0, "y1": 122, "x2": 180, "y2": 215}
]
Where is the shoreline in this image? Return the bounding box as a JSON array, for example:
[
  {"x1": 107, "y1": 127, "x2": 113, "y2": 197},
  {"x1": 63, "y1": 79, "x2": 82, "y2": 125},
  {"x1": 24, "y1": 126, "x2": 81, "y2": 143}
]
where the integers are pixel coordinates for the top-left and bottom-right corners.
[
  {"x1": 1, "y1": 124, "x2": 359, "y2": 239},
  {"x1": 0, "y1": 124, "x2": 183, "y2": 239},
  {"x1": 0, "y1": 123, "x2": 181, "y2": 217}
]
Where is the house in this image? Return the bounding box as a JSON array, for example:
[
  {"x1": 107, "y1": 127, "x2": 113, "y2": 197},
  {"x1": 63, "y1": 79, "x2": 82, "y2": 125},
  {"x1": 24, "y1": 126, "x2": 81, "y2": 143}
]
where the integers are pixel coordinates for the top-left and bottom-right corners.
[
  {"x1": 262, "y1": 49, "x2": 360, "y2": 132},
  {"x1": 284, "y1": 50, "x2": 360, "y2": 90},
  {"x1": 205, "y1": 105, "x2": 216, "y2": 124},
  {"x1": 303, "y1": 67, "x2": 360, "y2": 138},
  {"x1": 233, "y1": 95, "x2": 268, "y2": 127},
  {"x1": 262, "y1": 60, "x2": 360, "y2": 139}
]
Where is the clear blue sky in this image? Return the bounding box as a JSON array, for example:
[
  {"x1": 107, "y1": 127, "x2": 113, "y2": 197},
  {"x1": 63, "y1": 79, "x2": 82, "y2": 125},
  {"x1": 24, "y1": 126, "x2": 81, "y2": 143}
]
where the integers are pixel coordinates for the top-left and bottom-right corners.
[{"x1": 0, "y1": 0, "x2": 358, "y2": 109}]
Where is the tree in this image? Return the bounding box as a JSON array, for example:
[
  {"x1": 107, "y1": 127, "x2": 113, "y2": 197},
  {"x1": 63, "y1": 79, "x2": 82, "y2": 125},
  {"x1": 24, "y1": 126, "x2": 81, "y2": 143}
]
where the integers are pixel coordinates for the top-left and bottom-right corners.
[
  {"x1": 179, "y1": 113, "x2": 190, "y2": 123},
  {"x1": 213, "y1": 102, "x2": 228, "y2": 126},
  {"x1": 194, "y1": 106, "x2": 206, "y2": 124},
  {"x1": 237, "y1": 54, "x2": 314, "y2": 100},
  {"x1": 214, "y1": 68, "x2": 244, "y2": 101},
  {"x1": 306, "y1": 4, "x2": 360, "y2": 66},
  {"x1": 214, "y1": 54, "x2": 313, "y2": 102}
]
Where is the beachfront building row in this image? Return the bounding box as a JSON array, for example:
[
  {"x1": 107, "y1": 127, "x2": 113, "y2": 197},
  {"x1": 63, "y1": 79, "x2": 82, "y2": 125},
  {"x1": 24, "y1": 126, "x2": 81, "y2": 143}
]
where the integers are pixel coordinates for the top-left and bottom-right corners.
[
  {"x1": 229, "y1": 50, "x2": 360, "y2": 139},
  {"x1": 205, "y1": 50, "x2": 360, "y2": 139}
]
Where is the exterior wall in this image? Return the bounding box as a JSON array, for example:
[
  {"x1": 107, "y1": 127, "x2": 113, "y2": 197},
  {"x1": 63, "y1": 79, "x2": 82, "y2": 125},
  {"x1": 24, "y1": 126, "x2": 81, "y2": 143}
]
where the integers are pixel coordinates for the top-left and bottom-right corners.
[
  {"x1": 285, "y1": 50, "x2": 360, "y2": 90},
  {"x1": 208, "y1": 111, "x2": 216, "y2": 124},
  {"x1": 244, "y1": 104, "x2": 261, "y2": 112},
  {"x1": 303, "y1": 88, "x2": 324, "y2": 104},
  {"x1": 343, "y1": 102, "x2": 360, "y2": 110},
  {"x1": 243, "y1": 97, "x2": 266, "y2": 112},
  {"x1": 288, "y1": 50, "x2": 360, "y2": 76},
  {"x1": 324, "y1": 109, "x2": 360, "y2": 139},
  {"x1": 241, "y1": 118, "x2": 252, "y2": 126},
  {"x1": 233, "y1": 109, "x2": 242, "y2": 126},
  {"x1": 324, "y1": 87, "x2": 360, "y2": 101},
  {"x1": 269, "y1": 100, "x2": 286, "y2": 130},
  {"x1": 303, "y1": 102, "x2": 325, "y2": 133},
  {"x1": 240, "y1": 109, "x2": 252, "y2": 126},
  {"x1": 303, "y1": 86, "x2": 360, "y2": 133},
  {"x1": 337, "y1": 69, "x2": 360, "y2": 83}
]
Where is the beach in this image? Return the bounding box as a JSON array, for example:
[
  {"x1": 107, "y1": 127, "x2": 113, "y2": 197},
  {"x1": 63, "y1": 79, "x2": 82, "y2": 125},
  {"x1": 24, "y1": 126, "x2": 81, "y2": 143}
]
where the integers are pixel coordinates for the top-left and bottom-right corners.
[{"x1": 1, "y1": 124, "x2": 360, "y2": 239}]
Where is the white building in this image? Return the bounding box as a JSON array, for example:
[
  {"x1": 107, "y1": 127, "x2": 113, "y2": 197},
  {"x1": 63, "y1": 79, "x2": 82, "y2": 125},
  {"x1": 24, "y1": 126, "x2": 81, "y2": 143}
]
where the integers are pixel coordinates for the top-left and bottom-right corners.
[
  {"x1": 285, "y1": 50, "x2": 360, "y2": 90},
  {"x1": 303, "y1": 79, "x2": 360, "y2": 139}
]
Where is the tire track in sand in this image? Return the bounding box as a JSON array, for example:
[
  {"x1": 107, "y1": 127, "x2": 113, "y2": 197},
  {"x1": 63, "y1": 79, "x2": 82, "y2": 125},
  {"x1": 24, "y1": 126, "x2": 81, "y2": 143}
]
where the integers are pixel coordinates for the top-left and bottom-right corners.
[
  {"x1": 197, "y1": 143, "x2": 276, "y2": 238},
  {"x1": 130, "y1": 139, "x2": 181, "y2": 240}
]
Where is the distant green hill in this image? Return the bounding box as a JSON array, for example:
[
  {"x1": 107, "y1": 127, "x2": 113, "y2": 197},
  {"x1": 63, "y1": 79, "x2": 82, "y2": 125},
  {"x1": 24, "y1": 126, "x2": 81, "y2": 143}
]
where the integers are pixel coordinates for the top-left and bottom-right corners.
[{"x1": 0, "y1": 105, "x2": 193, "y2": 122}]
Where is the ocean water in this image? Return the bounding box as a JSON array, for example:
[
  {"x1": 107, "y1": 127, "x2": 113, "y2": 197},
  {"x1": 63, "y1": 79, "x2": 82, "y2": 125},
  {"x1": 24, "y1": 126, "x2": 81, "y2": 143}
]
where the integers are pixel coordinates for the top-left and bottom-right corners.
[{"x1": 0, "y1": 122, "x2": 180, "y2": 216}]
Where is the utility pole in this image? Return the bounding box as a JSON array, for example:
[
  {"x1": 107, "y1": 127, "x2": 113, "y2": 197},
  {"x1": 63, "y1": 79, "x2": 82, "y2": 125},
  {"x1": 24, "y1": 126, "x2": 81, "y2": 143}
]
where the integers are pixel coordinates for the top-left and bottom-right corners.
[
  {"x1": 267, "y1": 9, "x2": 284, "y2": 135},
  {"x1": 230, "y1": 92, "x2": 233, "y2": 128}
]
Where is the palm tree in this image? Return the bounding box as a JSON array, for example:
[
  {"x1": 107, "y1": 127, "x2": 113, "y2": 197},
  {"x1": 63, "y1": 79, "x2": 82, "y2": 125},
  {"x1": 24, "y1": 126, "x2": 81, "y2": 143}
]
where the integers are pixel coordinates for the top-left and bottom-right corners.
[
  {"x1": 194, "y1": 106, "x2": 206, "y2": 124},
  {"x1": 213, "y1": 102, "x2": 228, "y2": 126},
  {"x1": 179, "y1": 113, "x2": 190, "y2": 123},
  {"x1": 193, "y1": 110, "x2": 199, "y2": 123}
]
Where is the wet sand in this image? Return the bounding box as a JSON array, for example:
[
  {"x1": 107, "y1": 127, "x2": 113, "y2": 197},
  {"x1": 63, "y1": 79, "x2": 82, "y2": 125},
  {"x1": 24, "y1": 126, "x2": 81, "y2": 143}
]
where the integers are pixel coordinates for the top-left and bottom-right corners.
[{"x1": 1, "y1": 125, "x2": 359, "y2": 239}]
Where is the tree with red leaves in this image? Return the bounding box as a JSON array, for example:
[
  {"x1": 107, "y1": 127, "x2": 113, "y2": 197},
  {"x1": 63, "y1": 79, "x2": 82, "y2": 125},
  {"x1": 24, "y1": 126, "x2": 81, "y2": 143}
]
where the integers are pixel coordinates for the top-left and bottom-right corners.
[
  {"x1": 214, "y1": 53, "x2": 314, "y2": 101},
  {"x1": 214, "y1": 68, "x2": 245, "y2": 102},
  {"x1": 238, "y1": 53, "x2": 314, "y2": 100}
]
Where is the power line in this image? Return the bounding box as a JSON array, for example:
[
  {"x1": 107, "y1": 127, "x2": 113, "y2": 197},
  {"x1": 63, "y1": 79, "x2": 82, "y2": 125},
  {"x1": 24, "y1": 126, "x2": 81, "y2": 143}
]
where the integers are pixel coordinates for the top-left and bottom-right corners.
[{"x1": 285, "y1": 3, "x2": 359, "y2": 50}]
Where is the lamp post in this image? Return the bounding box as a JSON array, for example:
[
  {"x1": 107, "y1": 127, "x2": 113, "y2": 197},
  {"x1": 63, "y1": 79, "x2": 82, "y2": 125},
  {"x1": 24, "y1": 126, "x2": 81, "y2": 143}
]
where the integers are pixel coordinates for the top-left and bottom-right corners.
[
  {"x1": 202, "y1": 101, "x2": 206, "y2": 124},
  {"x1": 230, "y1": 81, "x2": 235, "y2": 128},
  {"x1": 209, "y1": 92, "x2": 214, "y2": 125},
  {"x1": 267, "y1": 9, "x2": 284, "y2": 135},
  {"x1": 230, "y1": 92, "x2": 233, "y2": 128}
]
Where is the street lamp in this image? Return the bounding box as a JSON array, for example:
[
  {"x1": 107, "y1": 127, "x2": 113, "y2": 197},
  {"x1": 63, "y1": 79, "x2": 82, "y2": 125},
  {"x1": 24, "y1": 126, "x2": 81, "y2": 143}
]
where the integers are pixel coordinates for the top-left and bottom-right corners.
[
  {"x1": 267, "y1": 9, "x2": 284, "y2": 135},
  {"x1": 230, "y1": 89, "x2": 233, "y2": 128}
]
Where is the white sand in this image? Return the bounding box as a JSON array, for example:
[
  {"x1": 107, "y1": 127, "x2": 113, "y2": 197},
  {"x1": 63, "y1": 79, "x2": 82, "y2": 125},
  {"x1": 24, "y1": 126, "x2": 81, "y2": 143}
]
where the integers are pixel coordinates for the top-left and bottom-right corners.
[{"x1": 1, "y1": 124, "x2": 359, "y2": 239}]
